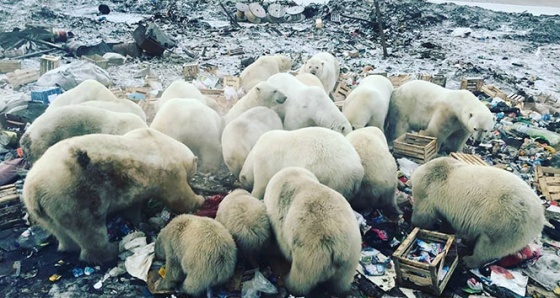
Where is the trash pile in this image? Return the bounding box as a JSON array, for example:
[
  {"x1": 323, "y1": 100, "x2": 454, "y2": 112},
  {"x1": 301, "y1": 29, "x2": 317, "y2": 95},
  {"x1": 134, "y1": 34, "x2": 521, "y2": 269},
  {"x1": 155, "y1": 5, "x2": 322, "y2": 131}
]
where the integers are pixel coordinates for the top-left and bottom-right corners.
[{"x1": 0, "y1": 0, "x2": 560, "y2": 297}]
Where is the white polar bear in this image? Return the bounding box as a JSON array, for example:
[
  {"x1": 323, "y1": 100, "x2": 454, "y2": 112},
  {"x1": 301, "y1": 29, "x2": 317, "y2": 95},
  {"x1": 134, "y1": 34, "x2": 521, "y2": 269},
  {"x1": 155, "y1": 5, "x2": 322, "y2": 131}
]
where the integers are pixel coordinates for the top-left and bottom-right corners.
[
  {"x1": 47, "y1": 79, "x2": 117, "y2": 110},
  {"x1": 346, "y1": 127, "x2": 401, "y2": 216},
  {"x1": 411, "y1": 157, "x2": 545, "y2": 268},
  {"x1": 20, "y1": 105, "x2": 147, "y2": 165},
  {"x1": 222, "y1": 81, "x2": 287, "y2": 125},
  {"x1": 215, "y1": 189, "x2": 272, "y2": 259},
  {"x1": 150, "y1": 98, "x2": 223, "y2": 173},
  {"x1": 267, "y1": 73, "x2": 352, "y2": 135},
  {"x1": 343, "y1": 75, "x2": 394, "y2": 131},
  {"x1": 385, "y1": 80, "x2": 495, "y2": 152},
  {"x1": 157, "y1": 80, "x2": 220, "y2": 113},
  {"x1": 222, "y1": 107, "x2": 283, "y2": 178},
  {"x1": 264, "y1": 167, "x2": 361, "y2": 296},
  {"x1": 299, "y1": 52, "x2": 340, "y2": 94},
  {"x1": 154, "y1": 214, "x2": 237, "y2": 296},
  {"x1": 239, "y1": 127, "x2": 364, "y2": 200},
  {"x1": 79, "y1": 100, "x2": 147, "y2": 122},
  {"x1": 239, "y1": 54, "x2": 292, "y2": 92},
  {"x1": 295, "y1": 73, "x2": 324, "y2": 88}
]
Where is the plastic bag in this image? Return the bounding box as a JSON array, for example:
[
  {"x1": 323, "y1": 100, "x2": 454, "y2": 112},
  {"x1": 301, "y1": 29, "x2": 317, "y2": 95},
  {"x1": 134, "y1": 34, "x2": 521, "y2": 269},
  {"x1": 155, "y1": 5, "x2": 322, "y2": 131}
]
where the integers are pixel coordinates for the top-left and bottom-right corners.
[
  {"x1": 36, "y1": 60, "x2": 113, "y2": 91},
  {"x1": 241, "y1": 271, "x2": 278, "y2": 298}
]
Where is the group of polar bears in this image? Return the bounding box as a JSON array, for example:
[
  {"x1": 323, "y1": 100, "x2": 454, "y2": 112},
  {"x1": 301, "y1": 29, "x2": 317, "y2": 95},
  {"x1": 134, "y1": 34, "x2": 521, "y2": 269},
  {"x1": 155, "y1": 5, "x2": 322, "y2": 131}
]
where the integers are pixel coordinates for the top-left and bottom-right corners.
[{"x1": 20, "y1": 51, "x2": 544, "y2": 297}]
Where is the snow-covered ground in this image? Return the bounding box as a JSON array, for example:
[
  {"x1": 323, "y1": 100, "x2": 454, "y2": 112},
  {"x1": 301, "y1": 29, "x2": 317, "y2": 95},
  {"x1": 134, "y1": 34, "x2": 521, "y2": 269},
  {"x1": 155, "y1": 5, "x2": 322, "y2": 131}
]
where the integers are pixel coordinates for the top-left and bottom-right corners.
[{"x1": 428, "y1": 0, "x2": 560, "y2": 15}]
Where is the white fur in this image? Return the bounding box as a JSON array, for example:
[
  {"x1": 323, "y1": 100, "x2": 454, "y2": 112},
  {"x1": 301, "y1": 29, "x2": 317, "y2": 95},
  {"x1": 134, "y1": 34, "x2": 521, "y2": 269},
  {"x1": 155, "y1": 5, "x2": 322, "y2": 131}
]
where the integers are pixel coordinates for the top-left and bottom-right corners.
[
  {"x1": 222, "y1": 107, "x2": 283, "y2": 178},
  {"x1": 223, "y1": 81, "x2": 287, "y2": 125},
  {"x1": 343, "y1": 75, "x2": 394, "y2": 131},
  {"x1": 240, "y1": 55, "x2": 292, "y2": 92},
  {"x1": 239, "y1": 127, "x2": 364, "y2": 200},
  {"x1": 298, "y1": 52, "x2": 340, "y2": 94},
  {"x1": 157, "y1": 80, "x2": 219, "y2": 113}
]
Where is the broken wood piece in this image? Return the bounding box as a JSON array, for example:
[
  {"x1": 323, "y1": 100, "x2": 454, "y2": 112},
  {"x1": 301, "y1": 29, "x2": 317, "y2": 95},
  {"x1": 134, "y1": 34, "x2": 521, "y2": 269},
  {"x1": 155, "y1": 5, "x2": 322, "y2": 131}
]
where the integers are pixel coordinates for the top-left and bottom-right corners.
[
  {"x1": 220, "y1": 2, "x2": 241, "y2": 27},
  {"x1": 6, "y1": 69, "x2": 40, "y2": 88},
  {"x1": 40, "y1": 55, "x2": 61, "y2": 75},
  {"x1": 374, "y1": 0, "x2": 389, "y2": 59},
  {"x1": 227, "y1": 47, "x2": 244, "y2": 56}
]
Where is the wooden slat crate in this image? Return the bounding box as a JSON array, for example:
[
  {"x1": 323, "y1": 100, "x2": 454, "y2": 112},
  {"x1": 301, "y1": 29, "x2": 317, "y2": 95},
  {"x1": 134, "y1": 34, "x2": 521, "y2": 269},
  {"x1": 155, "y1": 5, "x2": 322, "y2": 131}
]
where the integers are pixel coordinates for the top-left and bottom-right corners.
[
  {"x1": 450, "y1": 152, "x2": 488, "y2": 166},
  {"x1": 0, "y1": 60, "x2": 22, "y2": 74},
  {"x1": 393, "y1": 228, "x2": 458, "y2": 296},
  {"x1": 333, "y1": 80, "x2": 351, "y2": 105},
  {"x1": 0, "y1": 184, "x2": 24, "y2": 230},
  {"x1": 534, "y1": 166, "x2": 560, "y2": 202},
  {"x1": 40, "y1": 55, "x2": 61, "y2": 75},
  {"x1": 182, "y1": 62, "x2": 199, "y2": 81},
  {"x1": 460, "y1": 78, "x2": 484, "y2": 92},
  {"x1": 393, "y1": 133, "x2": 437, "y2": 164},
  {"x1": 223, "y1": 76, "x2": 240, "y2": 90},
  {"x1": 6, "y1": 69, "x2": 40, "y2": 88}
]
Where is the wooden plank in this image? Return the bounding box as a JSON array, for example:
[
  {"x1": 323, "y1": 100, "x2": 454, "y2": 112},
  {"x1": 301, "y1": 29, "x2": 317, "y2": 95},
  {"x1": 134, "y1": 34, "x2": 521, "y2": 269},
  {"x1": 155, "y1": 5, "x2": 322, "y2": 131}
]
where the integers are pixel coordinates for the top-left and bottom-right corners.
[{"x1": 6, "y1": 68, "x2": 39, "y2": 87}]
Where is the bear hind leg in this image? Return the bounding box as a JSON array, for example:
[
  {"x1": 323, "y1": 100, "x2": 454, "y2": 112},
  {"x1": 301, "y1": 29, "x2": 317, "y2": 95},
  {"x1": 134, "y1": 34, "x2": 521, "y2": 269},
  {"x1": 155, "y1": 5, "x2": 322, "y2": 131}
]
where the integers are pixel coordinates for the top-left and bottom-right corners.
[
  {"x1": 67, "y1": 218, "x2": 117, "y2": 265},
  {"x1": 463, "y1": 233, "x2": 499, "y2": 268},
  {"x1": 157, "y1": 254, "x2": 184, "y2": 292},
  {"x1": 49, "y1": 219, "x2": 80, "y2": 252},
  {"x1": 181, "y1": 270, "x2": 209, "y2": 297},
  {"x1": 328, "y1": 263, "x2": 356, "y2": 294}
]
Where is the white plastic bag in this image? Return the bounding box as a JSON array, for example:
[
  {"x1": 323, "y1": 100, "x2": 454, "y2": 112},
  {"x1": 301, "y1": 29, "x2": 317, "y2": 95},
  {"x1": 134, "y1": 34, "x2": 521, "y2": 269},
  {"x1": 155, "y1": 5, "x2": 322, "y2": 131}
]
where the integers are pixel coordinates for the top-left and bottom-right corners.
[{"x1": 241, "y1": 271, "x2": 278, "y2": 298}]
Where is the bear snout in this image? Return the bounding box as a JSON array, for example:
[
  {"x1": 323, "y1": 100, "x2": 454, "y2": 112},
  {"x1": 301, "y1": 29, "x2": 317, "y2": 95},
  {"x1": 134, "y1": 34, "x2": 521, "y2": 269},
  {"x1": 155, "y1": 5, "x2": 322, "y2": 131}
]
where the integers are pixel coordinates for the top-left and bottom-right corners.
[
  {"x1": 277, "y1": 94, "x2": 287, "y2": 103},
  {"x1": 310, "y1": 69, "x2": 317, "y2": 75}
]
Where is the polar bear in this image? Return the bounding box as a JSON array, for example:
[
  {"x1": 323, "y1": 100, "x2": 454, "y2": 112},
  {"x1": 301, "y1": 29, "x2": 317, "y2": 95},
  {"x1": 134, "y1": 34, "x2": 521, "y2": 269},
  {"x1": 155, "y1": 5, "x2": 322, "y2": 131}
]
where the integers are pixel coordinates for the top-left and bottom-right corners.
[
  {"x1": 299, "y1": 52, "x2": 340, "y2": 94},
  {"x1": 79, "y1": 100, "x2": 147, "y2": 122},
  {"x1": 47, "y1": 79, "x2": 117, "y2": 110},
  {"x1": 385, "y1": 80, "x2": 495, "y2": 152},
  {"x1": 264, "y1": 167, "x2": 361, "y2": 296},
  {"x1": 20, "y1": 105, "x2": 147, "y2": 165},
  {"x1": 410, "y1": 157, "x2": 545, "y2": 268},
  {"x1": 222, "y1": 107, "x2": 283, "y2": 178},
  {"x1": 295, "y1": 73, "x2": 324, "y2": 88},
  {"x1": 346, "y1": 127, "x2": 401, "y2": 216},
  {"x1": 215, "y1": 189, "x2": 271, "y2": 260},
  {"x1": 22, "y1": 128, "x2": 204, "y2": 265},
  {"x1": 154, "y1": 214, "x2": 237, "y2": 296},
  {"x1": 239, "y1": 54, "x2": 292, "y2": 92},
  {"x1": 223, "y1": 81, "x2": 287, "y2": 125},
  {"x1": 343, "y1": 75, "x2": 394, "y2": 131},
  {"x1": 239, "y1": 127, "x2": 363, "y2": 200},
  {"x1": 151, "y1": 98, "x2": 223, "y2": 173},
  {"x1": 157, "y1": 80, "x2": 220, "y2": 113},
  {"x1": 267, "y1": 73, "x2": 351, "y2": 135}
]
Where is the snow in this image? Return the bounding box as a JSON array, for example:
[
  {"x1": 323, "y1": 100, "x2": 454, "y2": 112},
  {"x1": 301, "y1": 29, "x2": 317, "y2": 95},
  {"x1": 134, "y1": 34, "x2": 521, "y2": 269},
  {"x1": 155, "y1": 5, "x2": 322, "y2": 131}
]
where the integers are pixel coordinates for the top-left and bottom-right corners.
[{"x1": 428, "y1": 0, "x2": 560, "y2": 16}]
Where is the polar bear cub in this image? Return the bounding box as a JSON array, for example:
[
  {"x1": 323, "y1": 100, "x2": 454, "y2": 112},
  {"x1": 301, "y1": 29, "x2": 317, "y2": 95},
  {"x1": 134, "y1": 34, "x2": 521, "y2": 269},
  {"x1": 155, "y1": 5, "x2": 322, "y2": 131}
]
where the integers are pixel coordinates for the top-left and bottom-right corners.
[
  {"x1": 155, "y1": 214, "x2": 237, "y2": 296},
  {"x1": 264, "y1": 167, "x2": 361, "y2": 296}
]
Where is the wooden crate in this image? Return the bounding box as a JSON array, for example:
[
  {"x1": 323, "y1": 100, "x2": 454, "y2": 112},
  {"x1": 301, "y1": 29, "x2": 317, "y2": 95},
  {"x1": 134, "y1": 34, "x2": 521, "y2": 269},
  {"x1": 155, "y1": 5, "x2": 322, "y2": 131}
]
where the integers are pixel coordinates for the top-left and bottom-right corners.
[
  {"x1": 333, "y1": 80, "x2": 351, "y2": 104},
  {"x1": 534, "y1": 166, "x2": 560, "y2": 202},
  {"x1": 6, "y1": 69, "x2": 39, "y2": 88},
  {"x1": 393, "y1": 228, "x2": 458, "y2": 296},
  {"x1": 431, "y1": 74, "x2": 447, "y2": 87},
  {"x1": 450, "y1": 152, "x2": 488, "y2": 166},
  {"x1": 40, "y1": 55, "x2": 61, "y2": 75},
  {"x1": 223, "y1": 75, "x2": 240, "y2": 90},
  {"x1": 182, "y1": 62, "x2": 199, "y2": 81},
  {"x1": 460, "y1": 78, "x2": 484, "y2": 92},
  {"x1": 393, "y1": 133, "x2": 437, "y2": 164},
  {"x1": 82, "y1": 54, "x2": 109, "y2": 69},
  {"x1": 0, "y1": 184, "x2": 24, "y2": 230},
  {"x1": 0, "y1": 60, "x2": 22, "y2": 74}
]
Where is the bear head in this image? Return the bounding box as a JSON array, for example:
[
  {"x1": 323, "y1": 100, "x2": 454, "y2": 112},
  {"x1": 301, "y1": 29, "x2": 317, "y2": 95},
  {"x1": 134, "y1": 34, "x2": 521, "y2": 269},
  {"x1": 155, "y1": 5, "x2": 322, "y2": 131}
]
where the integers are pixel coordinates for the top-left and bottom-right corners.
[
  {"x1": 254, "y1": 81, "x2": 287, "y2": 105},
  {"x1": 467, "y1": 111, "x2": 495, "y2": 145},
  {"x1": 304, "y1": 59, "x2": 324, "y2": 76}
]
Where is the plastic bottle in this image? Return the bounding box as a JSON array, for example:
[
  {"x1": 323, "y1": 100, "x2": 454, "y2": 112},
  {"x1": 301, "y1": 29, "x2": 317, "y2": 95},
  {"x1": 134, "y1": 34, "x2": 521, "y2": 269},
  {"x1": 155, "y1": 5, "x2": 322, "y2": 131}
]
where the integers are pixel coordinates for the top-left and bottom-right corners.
[{"x1": 510, "y1": 122, "x2": 560, "y2": 146}]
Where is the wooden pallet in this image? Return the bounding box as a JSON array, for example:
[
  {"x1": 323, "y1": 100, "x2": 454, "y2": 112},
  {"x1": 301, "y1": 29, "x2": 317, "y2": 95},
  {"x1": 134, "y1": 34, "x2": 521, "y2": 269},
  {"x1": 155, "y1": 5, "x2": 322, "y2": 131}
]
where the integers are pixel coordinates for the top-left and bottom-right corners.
[
  {"x1": 393, "y1": 133, "x2": 438, "y2": 164},
  {"x1": 460, "y1": 78, "x2": 484, "y2": 92},
  {"x1": 0, "y1": 184, "x2": 23, "y2": 230},
  {"x1": 450, "y1": 153, "x2": 487, "y2": 166},
  {"x1": 333, "y1": 80, "x2": 352, "y2": 105},
  {"x1": 534, "y1": 166, "x2": 560, "y2": 202}
]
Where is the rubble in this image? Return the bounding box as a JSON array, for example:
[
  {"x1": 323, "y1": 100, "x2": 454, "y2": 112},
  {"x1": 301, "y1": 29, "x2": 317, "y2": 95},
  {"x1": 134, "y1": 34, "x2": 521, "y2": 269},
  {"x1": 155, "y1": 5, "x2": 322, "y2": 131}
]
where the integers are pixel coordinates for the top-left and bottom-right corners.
[{"x1": 0, "y1": 0, "x2": 560, "y2": 297}]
